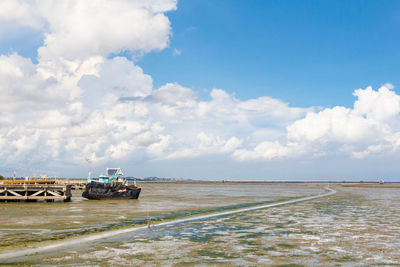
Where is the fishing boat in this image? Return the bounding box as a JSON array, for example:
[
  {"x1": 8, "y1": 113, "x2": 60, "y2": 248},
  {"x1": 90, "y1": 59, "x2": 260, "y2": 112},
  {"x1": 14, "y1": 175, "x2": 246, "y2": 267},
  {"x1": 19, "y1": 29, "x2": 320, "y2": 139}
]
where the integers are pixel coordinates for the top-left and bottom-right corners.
[{"x1": 82, "y1": 168, "x2": 141, "y2": 200}]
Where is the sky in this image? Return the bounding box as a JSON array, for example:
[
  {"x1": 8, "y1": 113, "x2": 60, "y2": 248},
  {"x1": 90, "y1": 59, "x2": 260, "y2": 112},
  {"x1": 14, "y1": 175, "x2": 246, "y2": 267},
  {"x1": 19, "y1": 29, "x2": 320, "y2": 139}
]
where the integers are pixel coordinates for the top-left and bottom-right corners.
[{"x1": 0, "y1": 0, "x2": 400, "y2": 180}]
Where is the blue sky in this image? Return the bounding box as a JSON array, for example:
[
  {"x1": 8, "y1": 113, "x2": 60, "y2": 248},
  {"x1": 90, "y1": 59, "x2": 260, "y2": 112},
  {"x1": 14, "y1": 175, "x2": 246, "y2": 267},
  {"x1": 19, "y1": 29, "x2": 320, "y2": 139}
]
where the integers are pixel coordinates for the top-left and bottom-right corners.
[
  {"x1": 140, "y1": 0, "x2": 400, "y2": 107},
  {"x1": 1, "y1": 0, "x2": 400, "y2": 180},
  {"x1": 3, "y1": 0, "x2": 400, "y2": 108}
]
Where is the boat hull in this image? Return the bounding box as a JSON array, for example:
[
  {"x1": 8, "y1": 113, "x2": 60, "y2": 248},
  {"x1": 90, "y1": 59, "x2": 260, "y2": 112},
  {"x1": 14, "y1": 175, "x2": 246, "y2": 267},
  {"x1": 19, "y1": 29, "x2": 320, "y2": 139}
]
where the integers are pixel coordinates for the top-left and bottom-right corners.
[{"x1": 82, "y1": 182, "x2": 141, "y2": 200}]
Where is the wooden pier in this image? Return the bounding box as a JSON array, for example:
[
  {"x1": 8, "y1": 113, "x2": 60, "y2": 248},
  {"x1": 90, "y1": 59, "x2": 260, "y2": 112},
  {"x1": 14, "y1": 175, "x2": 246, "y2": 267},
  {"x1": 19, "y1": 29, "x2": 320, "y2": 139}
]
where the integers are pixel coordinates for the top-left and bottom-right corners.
[{"x1": 0, "y1": 184, "x2": 72, "y2": 202}]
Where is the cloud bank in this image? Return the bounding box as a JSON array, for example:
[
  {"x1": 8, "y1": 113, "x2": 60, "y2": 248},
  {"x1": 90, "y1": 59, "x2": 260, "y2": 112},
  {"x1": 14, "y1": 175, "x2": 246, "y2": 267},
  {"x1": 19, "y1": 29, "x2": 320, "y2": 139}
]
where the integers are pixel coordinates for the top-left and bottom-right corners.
[{"x1": 0, "y1": 0, "x2": 399, "y2": 177}]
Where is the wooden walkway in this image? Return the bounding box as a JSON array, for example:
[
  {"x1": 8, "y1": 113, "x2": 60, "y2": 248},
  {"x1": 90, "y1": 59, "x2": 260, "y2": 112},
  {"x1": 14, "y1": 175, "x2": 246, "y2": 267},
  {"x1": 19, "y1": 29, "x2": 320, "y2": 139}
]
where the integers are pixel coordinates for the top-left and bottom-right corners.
[{"x1": 0, "y1": 184, "x2": 72, "y2": 202}]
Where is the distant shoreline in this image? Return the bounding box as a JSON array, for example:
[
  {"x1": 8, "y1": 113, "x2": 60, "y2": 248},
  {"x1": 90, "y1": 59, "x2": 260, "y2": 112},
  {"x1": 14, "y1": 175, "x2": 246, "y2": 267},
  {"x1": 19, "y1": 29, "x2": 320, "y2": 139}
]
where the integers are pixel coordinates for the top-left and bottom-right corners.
[
  {"x1": 3, "y1": 177, "x2": 400, "y2": 185},
  {"x1": 134, "y1": 180, "x2": 400, "y2": 184}
]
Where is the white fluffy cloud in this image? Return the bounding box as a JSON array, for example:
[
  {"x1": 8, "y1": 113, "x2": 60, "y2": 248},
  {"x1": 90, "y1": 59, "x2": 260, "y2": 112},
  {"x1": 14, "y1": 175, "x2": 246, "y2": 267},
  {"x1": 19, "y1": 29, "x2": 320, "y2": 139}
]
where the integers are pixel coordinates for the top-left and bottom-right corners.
[
  {"x1": 0, "y1": 53, "x2": 72, "y2": 120},
  {"x1": 0, "y1": 0, "x2": 45, "y2": 29},
  {"x1": 0, "y1": 0, "x2": 399, "y2": 177},
  {"x1": 0, "y1": 0, "x2": 176, "y2": 60},
  {"x1": 235, "y1": 84, "x2": 400, "y2": 161},
  {"x1": 38, "y1": 0, "x2": 175, "y2": 60}
]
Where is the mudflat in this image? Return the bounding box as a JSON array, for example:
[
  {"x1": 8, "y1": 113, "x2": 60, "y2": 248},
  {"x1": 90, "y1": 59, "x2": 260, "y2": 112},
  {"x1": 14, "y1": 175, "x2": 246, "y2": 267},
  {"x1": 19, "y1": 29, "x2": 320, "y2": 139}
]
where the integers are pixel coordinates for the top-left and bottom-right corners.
[{"x1": 0, "y1": 182, "x2": 399, "y2": 265}]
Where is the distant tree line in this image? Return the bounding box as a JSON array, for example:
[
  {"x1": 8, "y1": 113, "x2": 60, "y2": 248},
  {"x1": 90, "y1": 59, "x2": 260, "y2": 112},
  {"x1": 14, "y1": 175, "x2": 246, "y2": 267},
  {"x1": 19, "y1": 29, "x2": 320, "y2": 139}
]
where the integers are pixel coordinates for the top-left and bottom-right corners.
[{"x1": 0, "y1": 175, "x2": 4, "y2": 180}]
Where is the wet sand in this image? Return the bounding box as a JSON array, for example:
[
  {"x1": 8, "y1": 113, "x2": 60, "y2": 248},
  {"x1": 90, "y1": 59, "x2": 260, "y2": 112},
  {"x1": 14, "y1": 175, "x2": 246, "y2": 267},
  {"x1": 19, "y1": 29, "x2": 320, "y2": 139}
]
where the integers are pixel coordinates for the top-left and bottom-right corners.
[{"x1": 1, "y1": 183, "x2": 399, "y2": 265}]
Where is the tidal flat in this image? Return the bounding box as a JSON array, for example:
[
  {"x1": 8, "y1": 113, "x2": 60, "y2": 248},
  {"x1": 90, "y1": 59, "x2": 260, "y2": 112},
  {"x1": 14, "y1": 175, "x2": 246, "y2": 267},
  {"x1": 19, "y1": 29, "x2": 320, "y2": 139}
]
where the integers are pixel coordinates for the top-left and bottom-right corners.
[{"x1": 0, "y1": 182, "x2": 399, "y2": 266}]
